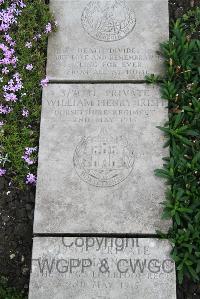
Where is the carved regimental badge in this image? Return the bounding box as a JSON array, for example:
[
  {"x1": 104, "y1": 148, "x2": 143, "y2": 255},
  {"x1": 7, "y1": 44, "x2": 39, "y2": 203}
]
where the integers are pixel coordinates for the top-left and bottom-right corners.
[
  {"x1": 81, "y1": 0, "x2": 136, "y2": 42},
  {"x1": 73, "y1": 129, "x2": 135, "y2": 187}
]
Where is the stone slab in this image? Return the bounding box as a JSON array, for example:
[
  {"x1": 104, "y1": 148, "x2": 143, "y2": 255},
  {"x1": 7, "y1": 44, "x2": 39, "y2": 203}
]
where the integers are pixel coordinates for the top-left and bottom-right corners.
[
  {"x1": 29, "y1": 237, "x2": 176, "y2": 299},
  {"x1": 47, "y1": 0, "x2": 169, "y2": 81},
  {"x1": 34, "y1": 84, "x2": 169, "y2": 234}
]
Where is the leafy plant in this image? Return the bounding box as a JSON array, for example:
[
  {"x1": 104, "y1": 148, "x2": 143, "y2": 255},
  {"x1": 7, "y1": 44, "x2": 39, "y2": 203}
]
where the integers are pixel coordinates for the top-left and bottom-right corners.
[
  {"x1": 147, "y1": 8, "x2": 200, "y2": 284},
  {"x1": 0, "y1": 277, "x2": 25, "y2": 299}
]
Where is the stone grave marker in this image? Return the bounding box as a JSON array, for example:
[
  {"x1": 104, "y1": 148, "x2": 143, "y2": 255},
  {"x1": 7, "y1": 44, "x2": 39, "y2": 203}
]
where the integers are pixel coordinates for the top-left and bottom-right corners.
[
  {"x1": 29, "y1": 237, "x2": 176, "y2": 299},
  {"x1": 47, "y1": 0, "x2": 169, "y2": 81},
  {"x1": 29, "y1": 1, "x2": 177, "y2": 297},
  {"x1": 33, "y1": 84, "x2": 169, "y2": 234}
]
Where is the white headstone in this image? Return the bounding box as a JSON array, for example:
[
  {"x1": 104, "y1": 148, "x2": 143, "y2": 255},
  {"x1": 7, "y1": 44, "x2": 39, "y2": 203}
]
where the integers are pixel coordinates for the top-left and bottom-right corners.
[
  {"x1": 34, "y1": 84, "x2": 169, "y2": 234},
  {"x1": 29, "y1": 237, "x2": 176, "y2": 299},
  {"x1": 47, "y1": 0, "x2": 169, "y2": 81}
]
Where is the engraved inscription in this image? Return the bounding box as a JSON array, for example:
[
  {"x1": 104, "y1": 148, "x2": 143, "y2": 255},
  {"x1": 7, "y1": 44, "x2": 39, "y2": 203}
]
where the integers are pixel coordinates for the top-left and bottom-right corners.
[
  {"x1": 30, "y1": 238, "x2": 176, "y2": 299},
  {"x1": 46, "y1": 0, "x2": 169, "y2": 80},
  {"x1": 73, "y1": 128, "x2": 134, "y2": 187},
  {"x1": 81, "y1": 0, "x2": 136, "y2": 42},
  {"x1": 46, "y1": 86, "x2": 164, "y2": 124},
  {"x1": 55, "y1": 48, "x2": 161, "y2": 79}
]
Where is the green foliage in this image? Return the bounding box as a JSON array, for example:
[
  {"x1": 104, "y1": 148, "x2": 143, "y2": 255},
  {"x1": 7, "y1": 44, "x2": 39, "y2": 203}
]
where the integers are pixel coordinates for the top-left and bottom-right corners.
[
  {"x1": 150, "y1": 9, "x2": 200, "y2": 284},
  {"x1": 145, "y1": 74, "x2": 161, "y2": 84},
  {"x1": 0, "y1": 277, "x2": 25, "y2": 299},
  {"x1": 0, "y1": 0, "x2": 55, "y2": 188},
  {"x1": 181, "y1": 8, "x2": 200, "y2": 37}
]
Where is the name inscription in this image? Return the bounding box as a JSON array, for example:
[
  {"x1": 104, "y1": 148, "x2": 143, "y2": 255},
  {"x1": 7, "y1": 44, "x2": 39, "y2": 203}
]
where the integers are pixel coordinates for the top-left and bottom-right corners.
[{"x1": 44, "y1": 86, "x2": 165, "y2": 124}]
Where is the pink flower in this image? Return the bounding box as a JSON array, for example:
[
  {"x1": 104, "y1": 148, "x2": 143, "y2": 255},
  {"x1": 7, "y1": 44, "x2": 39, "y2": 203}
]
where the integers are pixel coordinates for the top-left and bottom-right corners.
[
  {"x1": 2, "y1": 67, "x2": 9, "y2": 74},
  {"x1": 4, "y1": 92, "x2": 17, "y2": 102},
  {"x1": 25, "y1": 147, "x2": 37, "y2": 155},
  {"x1": 22, "y1": 156, "x2": 34, "y2": 165},
  {"x1": 0, "y1": 104, "x2": 12, "y2": 114},
  {"x1": 26, "y1": 173, "x2": 37, "y2": 185},
  {"x1": 3, "y1": 73, "x2": 23, "y2": 93},
  {"x1": 22, "y1": 108, "x2": 29, "y2": 117},
  {"x1": 0, "y1": 121, "x2": 4, "y2": 127},
  {"x1": 33, "y1": 34, "x2": 41, "y2": 41},
  {"x1": 0, "y1": 168, "x2": 6, "y2": 176},
  {"x1": 4, "y1": 34, "x2": 12, "y2": 42},
  {"x1": 25, "y1": 42, "x2": 32, "y2": 48},
  {"x1": 22, "y1": 147, "x2": 37, "y2": 165},
  {"x1": 19, "y1": 1, "x2": 26, "y2": 9},
  {"x1": 45, "y1": 22, "x2": 52, "y2": 33},
  {"x1": 26, "y1": 64, "x2": 33, "y2": 71},
  {"x1": 40, "y1": 77, "x2": 49, "y2": 87}
]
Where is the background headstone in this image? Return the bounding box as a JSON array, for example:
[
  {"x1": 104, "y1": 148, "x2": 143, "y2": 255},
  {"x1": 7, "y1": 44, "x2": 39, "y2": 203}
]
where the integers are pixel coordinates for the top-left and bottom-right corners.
[
  {"x1": 29, "y1": 237, "x2": 176, "y2": 299},
  {"x1": 47, "y1": 0, "x2": 169, "y2": 81},
  {"x1": 34, "y1": 84, "x2": 169, "y2": 234}
]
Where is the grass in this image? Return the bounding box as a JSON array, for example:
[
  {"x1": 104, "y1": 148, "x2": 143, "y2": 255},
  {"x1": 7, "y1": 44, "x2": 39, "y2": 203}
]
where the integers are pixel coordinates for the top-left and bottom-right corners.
[
  {"x1": 0, "y1": 0, "x2": 55, "y2": 188},
  {"x1": 147, "y1": 8, "x2": 200, "y2": 284}
]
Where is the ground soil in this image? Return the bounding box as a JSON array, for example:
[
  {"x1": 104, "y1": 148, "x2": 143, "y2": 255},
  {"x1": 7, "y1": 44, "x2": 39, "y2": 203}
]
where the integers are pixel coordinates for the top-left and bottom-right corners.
[
  {"x1": 0, "y1": 1, "x2": 200, "y2": 298},
  {"x1": 0, "y1": 178, "x2": 35, "y2": 296},
  {"x1": 169, "y1": 0, "x2": 200, "y2": 20}
]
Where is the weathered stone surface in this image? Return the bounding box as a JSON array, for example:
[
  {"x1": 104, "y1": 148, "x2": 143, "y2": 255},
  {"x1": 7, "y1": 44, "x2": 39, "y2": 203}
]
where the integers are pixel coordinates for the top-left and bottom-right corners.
[
  {"x1": 47, "y1": 0, "x2": 169, "y2": 81},
  {"x1": 34, "y1": 84, "x2": 168, "y2": 234},
  {"x1": 29, "y1": 237, "x2": 176, "y2": 299}
]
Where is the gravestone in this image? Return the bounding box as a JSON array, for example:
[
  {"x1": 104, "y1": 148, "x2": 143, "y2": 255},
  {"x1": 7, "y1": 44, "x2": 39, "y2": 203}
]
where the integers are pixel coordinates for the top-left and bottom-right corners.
[
  {"x1": 34, "y1": 84, "x2": 169, "y2": 234},
  {"x1": 29, "y1": 0, "x2": 177, "y2": 298},
  {"x1": 29, "y1": 237, "x2": 176, "y2": 299},
  {"x1": 47, "y1": 0, "x2": 169, "y2": 81}
]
